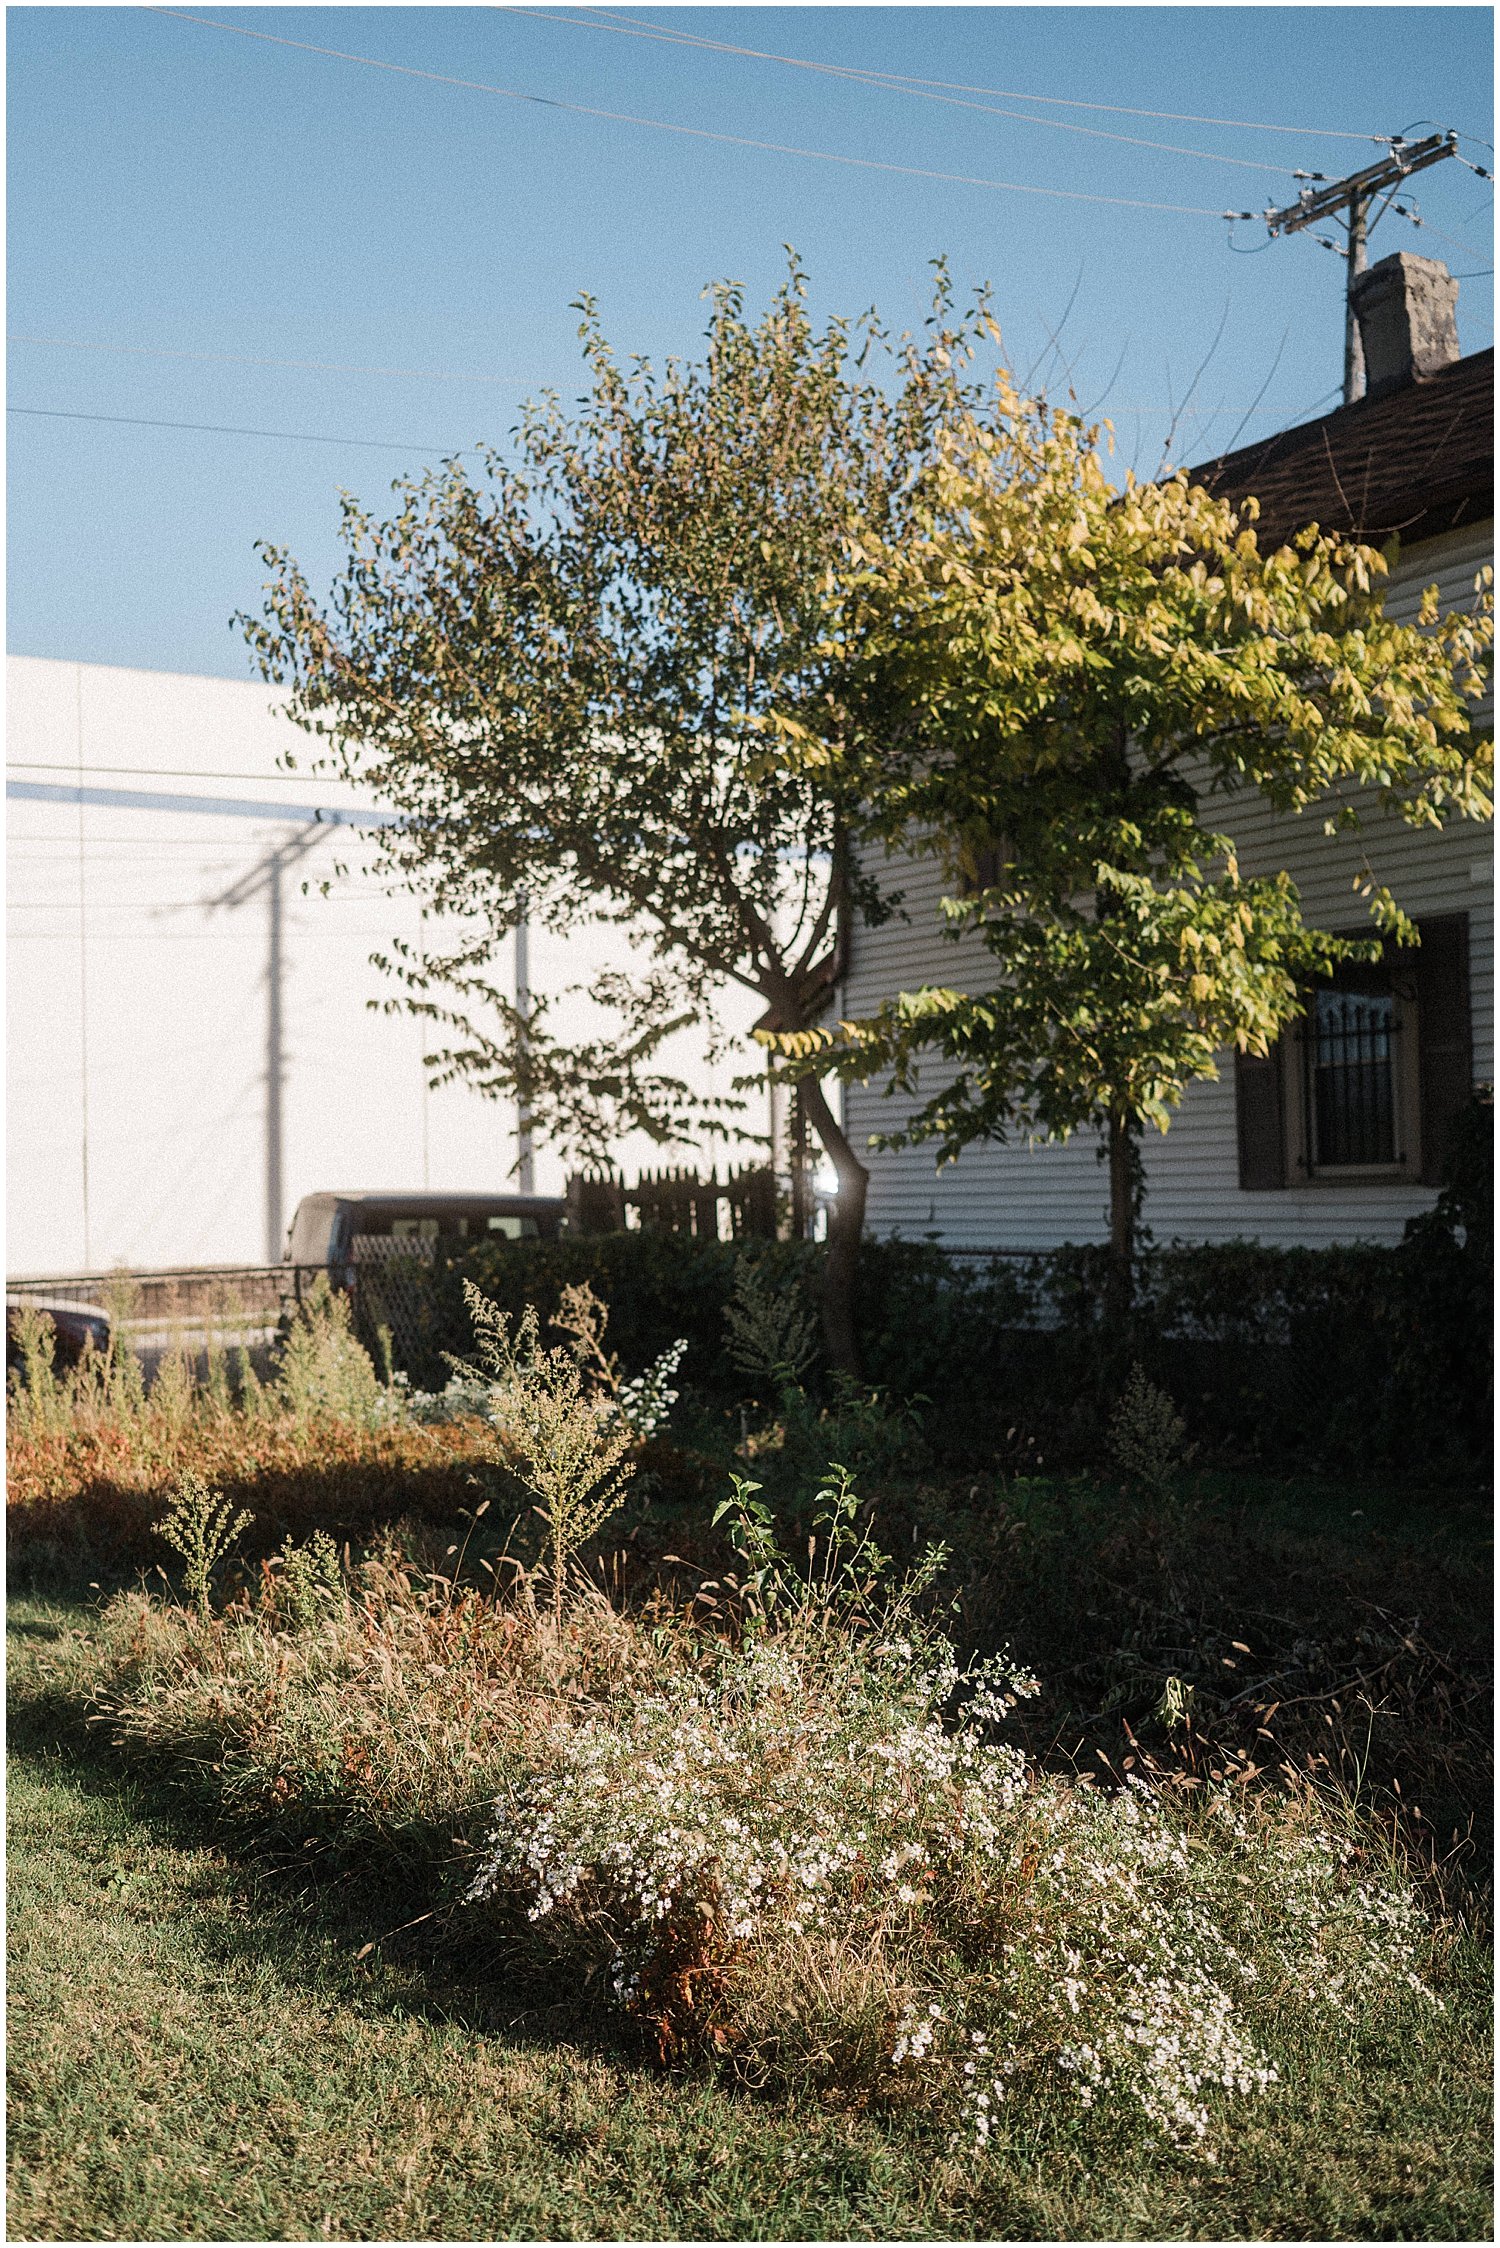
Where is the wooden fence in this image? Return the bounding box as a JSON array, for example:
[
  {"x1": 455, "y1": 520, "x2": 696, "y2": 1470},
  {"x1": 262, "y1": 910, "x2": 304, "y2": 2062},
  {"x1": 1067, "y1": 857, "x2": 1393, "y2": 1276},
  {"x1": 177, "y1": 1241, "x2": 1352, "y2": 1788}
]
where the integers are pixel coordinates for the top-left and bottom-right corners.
[{"x1": 565, "y1": 1163, "x2": 779, "y2": 1240}]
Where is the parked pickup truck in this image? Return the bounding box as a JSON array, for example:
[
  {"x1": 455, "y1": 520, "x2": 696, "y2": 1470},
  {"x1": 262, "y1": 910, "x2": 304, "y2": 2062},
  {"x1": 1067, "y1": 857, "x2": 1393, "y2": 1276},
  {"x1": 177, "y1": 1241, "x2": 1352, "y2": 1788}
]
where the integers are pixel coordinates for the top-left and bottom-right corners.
[{"x1": 284, "y1": 1191, "x2": 568, "y2": 1272}]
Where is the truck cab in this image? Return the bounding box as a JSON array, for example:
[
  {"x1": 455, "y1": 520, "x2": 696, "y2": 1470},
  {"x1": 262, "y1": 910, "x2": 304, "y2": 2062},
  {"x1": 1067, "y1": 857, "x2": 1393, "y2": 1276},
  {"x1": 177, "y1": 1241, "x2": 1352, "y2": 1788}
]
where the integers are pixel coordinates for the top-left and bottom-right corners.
[{"x1": 285, "y1": 1191, "x2": 568, "y2": 1271}]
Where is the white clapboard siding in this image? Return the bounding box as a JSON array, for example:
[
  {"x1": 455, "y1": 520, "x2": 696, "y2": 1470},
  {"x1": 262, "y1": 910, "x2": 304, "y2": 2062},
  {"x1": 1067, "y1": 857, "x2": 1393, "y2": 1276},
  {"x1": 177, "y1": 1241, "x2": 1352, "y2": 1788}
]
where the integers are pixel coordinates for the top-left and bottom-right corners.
[{"x1": 844, "y1": 520, "x2": 1493, "y2": 1250}]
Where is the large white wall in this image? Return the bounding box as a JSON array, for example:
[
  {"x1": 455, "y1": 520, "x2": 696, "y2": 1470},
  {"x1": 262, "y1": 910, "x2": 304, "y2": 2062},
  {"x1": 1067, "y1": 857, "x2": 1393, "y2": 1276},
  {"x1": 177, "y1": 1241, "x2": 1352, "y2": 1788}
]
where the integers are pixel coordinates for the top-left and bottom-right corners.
[
  {"x1": 843, "y1": 522, "x2": 1495, "y2": 1250},
  {"x1": 7, "y1": 658, "x2": 762, "y2": 1275}
]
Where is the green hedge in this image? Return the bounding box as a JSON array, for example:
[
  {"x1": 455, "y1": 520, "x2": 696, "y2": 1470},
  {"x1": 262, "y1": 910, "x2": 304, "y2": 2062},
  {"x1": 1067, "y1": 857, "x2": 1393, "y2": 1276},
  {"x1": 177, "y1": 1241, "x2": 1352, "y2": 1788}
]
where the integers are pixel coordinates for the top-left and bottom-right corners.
[{"x1": 406, "y1": 1100, "x2": 1490, "y2": 1482}]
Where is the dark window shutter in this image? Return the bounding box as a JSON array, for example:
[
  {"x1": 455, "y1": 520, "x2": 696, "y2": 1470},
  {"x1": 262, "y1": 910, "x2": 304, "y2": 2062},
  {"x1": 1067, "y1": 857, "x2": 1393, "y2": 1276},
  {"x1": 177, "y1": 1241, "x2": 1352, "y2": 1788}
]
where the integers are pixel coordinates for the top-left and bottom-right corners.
[
  {"x1": 956, "y1": 835, "x2": 1010, "y2": 895},
  {"x1": 1234, "y1": 1042, "x2": 1286, "y2": 1188},
  {"x1": 1412, "y1": 913, "x2": 1472, "y2": 1185}
]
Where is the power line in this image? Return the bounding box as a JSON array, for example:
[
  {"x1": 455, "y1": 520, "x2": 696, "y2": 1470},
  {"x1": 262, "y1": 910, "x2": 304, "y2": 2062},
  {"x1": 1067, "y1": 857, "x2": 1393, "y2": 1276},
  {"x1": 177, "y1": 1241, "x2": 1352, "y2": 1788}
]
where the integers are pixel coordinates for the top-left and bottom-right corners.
[
  {"x1": 9, "y1": 405, "x2": 473, "y2": 454},
  {"x1": 550, "y1": 7, "x2": 1389, "y2": 144},
  {"x1": 7, "y1": 333, "x2": 524, "y2": 386},
  {"x1": 8, "y1": 779, "x2": 404, "y2": 826},
  {"x1": 7, "y1": 927, "x2": 415, "y2": 943},
  {"x1": 12, "y1": 828, "x2": 270, "y2": 840},
  {"x1": 1395, "y1": 210, "x2": 1493, "y2": 262},
  {"x1": 11, "y1": 840, "x2": 359, "y2": 855},
  {"x1": 501, "y1": 7, "x2": 1309, "y2": 177},
  {"x1": 9, "y1": 758, "x2": 375, "y2": 787},
  {"x1": 148, "y1": 10, "x2": 1239, "y2": 220},
  {"x1": 2, "y1": 388, "x2": 1272, "y2": 446},
  {"x1": 8, "y1": 889, "x2": 410, "y2": 911},
  {"x1": 10, "y1": 843, "x2": 401, "y2": 863}
]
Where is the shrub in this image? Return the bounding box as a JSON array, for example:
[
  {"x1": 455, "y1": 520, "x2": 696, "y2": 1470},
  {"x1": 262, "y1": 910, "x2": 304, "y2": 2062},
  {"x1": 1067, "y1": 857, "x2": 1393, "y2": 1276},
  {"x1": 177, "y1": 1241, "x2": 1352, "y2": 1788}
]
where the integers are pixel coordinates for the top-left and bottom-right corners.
[
  {"x1": 466, "y1": 1631, "x2": 1435, "y2": 2146},
  {"x1": 437, "y1": 1207, "x2": 1490, "y2": 1478},
  {"x1": 83, "y1": 1472, "x2": 1445, "y2": 2161},
  {"x1": 1393, "y1": 1090, "x2": 1493, "y2": 1468}
]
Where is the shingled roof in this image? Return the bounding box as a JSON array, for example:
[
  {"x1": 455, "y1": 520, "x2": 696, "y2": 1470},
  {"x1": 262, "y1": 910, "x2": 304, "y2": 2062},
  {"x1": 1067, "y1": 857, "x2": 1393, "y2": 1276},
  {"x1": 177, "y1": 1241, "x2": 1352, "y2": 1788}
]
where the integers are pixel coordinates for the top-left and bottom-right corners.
[{"x1": 1185, "y1": 346, "x2": 1492, "y2": 552}]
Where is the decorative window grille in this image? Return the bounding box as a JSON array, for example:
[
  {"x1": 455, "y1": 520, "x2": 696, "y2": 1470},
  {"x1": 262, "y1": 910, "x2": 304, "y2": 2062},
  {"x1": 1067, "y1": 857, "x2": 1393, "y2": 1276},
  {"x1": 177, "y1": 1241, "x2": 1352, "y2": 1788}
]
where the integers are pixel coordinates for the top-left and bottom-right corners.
[
  {"x1": 1306, "y1": 989, "x2": 1401, "y2": 1168},
  {"x1": 1234, "y1": 912, "x2": 1467, "y2": 1193}
]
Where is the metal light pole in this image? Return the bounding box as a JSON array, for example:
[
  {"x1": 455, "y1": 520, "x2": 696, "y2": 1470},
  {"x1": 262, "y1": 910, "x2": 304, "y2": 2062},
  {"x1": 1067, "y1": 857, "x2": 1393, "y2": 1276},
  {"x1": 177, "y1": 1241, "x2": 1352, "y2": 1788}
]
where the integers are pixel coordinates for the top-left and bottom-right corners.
[{"x1": 206, "y1": 821, "x2": 327, "y2": 1263}]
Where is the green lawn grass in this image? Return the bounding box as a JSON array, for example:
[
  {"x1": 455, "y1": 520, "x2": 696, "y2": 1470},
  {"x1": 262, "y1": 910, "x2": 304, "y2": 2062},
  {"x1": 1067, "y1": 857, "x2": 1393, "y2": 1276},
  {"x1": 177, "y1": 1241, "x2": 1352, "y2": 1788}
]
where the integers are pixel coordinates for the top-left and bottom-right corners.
[{"x1": 8, "y1": 1592, "x2": 1493, "y2": 2244}]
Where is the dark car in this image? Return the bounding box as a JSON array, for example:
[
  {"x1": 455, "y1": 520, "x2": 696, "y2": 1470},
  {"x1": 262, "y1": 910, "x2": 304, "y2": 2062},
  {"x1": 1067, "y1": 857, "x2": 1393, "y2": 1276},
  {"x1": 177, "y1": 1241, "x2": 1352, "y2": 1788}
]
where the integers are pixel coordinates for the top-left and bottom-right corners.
[
  {"x1": 285, "y1": 1191, "x2": 568, "y2": 1273},
  {"x1": 6, "y1": 1294, "x2": 111, "y2": 1372}
]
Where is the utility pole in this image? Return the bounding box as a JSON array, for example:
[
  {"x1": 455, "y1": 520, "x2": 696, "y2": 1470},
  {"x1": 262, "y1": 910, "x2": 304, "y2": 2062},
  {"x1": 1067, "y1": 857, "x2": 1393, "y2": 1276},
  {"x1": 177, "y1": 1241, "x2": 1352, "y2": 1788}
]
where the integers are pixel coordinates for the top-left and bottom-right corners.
[
  {"x1": 74, "y1": 665, "x2": 92, "y2": 1269},
  {"x1": 514, "y1": 895, "x2": 535, "y2": 1193},
  {"x1": 266, "y1": 846, "x2": 284, "y2": 1265},
  {"x1": 206, "y1": 821, "x2": 327, "y2": 1263},
  {"x1": 1343, "y1": 190, "x2": 1369, "y2": 404},
  {"x1": 1258, "y1": 132, "x2": 1459, "y2": 404}
]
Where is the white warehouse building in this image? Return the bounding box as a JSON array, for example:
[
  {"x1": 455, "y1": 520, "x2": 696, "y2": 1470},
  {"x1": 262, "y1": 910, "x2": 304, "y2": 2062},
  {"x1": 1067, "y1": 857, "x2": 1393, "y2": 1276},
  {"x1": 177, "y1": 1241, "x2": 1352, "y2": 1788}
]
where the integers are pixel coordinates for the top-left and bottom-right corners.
[{"x1": 6, "y1": 659, "x2": 759, "y2": 1276}]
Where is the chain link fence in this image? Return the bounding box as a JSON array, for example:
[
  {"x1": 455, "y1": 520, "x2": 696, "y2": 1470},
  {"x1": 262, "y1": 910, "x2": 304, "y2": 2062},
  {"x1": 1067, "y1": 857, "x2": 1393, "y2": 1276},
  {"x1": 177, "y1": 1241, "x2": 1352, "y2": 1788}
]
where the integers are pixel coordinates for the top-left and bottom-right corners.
[
  {"x1": 4, "y1": 1263, "x2": 331, "y2": 1377},
  {"x1": 7, "y1": 1250, "x2": 460, "y2": 1384}
]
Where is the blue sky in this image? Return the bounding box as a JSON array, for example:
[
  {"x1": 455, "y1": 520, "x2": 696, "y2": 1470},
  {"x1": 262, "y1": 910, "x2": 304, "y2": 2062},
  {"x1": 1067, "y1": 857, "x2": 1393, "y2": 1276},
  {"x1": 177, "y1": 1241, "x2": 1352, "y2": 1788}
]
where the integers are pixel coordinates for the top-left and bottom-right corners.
[{"x1": 9, "y1": 5, "x2": 1495, "y2": 678}]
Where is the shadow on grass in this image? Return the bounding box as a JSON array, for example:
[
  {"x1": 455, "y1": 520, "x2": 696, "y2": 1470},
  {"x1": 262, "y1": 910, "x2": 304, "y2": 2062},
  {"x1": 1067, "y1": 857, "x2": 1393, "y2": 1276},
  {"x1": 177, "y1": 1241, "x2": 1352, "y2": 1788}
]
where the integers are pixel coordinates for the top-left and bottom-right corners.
[
  {"x1": 8, "y1": 1451, "x2": 497, "y2": 1596},
  {"x1": 7, "y1": 1629, "x2": 648, "y2": 2073}
]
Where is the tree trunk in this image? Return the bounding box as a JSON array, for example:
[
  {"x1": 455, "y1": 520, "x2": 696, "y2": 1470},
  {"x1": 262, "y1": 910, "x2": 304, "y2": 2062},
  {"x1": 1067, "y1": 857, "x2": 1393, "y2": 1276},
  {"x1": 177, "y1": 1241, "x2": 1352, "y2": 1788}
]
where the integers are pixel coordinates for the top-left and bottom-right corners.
[
  {"x1": 797, "y1": 1074, "x2": 868, "y2": 1379},
  {"x1": 1106, "y1": 1110, "x2": 1135, "y2": 1332}
]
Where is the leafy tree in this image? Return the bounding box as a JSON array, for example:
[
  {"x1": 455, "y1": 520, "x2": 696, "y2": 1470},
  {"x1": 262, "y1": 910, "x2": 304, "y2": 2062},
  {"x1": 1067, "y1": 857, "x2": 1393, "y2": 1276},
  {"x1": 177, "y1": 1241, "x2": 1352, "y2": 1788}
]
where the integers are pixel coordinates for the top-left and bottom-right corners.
[
  {"x1": 767, "y1": 376, "x2": 1493, "y2": 1315},
  {"x1": 241, "y1": 259, "x2": 997, "y2": 1375}
]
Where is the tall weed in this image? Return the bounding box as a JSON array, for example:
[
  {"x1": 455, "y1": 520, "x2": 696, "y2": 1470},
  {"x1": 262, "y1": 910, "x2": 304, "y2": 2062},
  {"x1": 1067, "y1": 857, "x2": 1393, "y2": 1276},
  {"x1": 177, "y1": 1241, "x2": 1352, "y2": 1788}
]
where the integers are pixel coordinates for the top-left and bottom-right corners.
[
  {"x1": 455, "y1": 1284, "x2": 637, "y2": 1620},
  {"x1": 8, "y1": 1279, "x2": 399, "y2": 1515},
  {"x1": 1109, "y1": 1365, "x2": 1194, "y2": 1502},
  {"x1": 156, "y1": 1473, "x2": 254, "y2": 1621},
  {"x1": 406, "y1": 1278, "x2": 687, "y2": 1446},
  {"x1": 274, "y1": 1278, "x2": 392, "y2": 1430}
]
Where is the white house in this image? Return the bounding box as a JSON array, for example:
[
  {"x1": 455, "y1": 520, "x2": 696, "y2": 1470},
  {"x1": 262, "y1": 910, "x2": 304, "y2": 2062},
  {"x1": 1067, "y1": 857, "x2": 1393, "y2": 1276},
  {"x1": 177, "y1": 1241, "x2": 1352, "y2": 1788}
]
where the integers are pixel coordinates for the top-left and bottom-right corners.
[{"x1": 843, "y1": 255, "x2": 1493, "y2": 1252}]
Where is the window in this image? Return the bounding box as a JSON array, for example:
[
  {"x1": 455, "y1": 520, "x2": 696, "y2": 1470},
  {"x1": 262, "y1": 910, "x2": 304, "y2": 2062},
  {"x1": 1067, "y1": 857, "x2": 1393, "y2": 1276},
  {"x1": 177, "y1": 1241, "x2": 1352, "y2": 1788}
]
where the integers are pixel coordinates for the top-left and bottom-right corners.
[
  {"x1": 1310, "y1": 989, "x2": 1397, "y2": 1164},
  {"x1": 1234, "y1": 913, "x2": 1471, "y2": 1191},
  {"x1": 1299, "y1": 973, "x2": 1414, "y2": 1176}
]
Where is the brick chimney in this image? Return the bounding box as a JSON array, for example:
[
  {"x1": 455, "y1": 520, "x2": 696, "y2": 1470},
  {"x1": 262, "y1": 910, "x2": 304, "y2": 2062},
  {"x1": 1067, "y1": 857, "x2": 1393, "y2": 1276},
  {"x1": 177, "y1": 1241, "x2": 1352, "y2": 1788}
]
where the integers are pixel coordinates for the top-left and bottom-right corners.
[{"x1": 1350, "y1": 251, "x2": 1461, "y2": 402}]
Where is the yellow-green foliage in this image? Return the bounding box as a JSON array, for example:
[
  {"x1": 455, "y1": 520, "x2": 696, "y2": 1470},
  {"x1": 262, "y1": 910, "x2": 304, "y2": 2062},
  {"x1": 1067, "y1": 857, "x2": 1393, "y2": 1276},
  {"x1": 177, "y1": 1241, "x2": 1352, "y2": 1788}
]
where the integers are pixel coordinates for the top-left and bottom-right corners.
[{"x1": 766, "y1": 372, "x2": 1492, "y2": 1187}]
